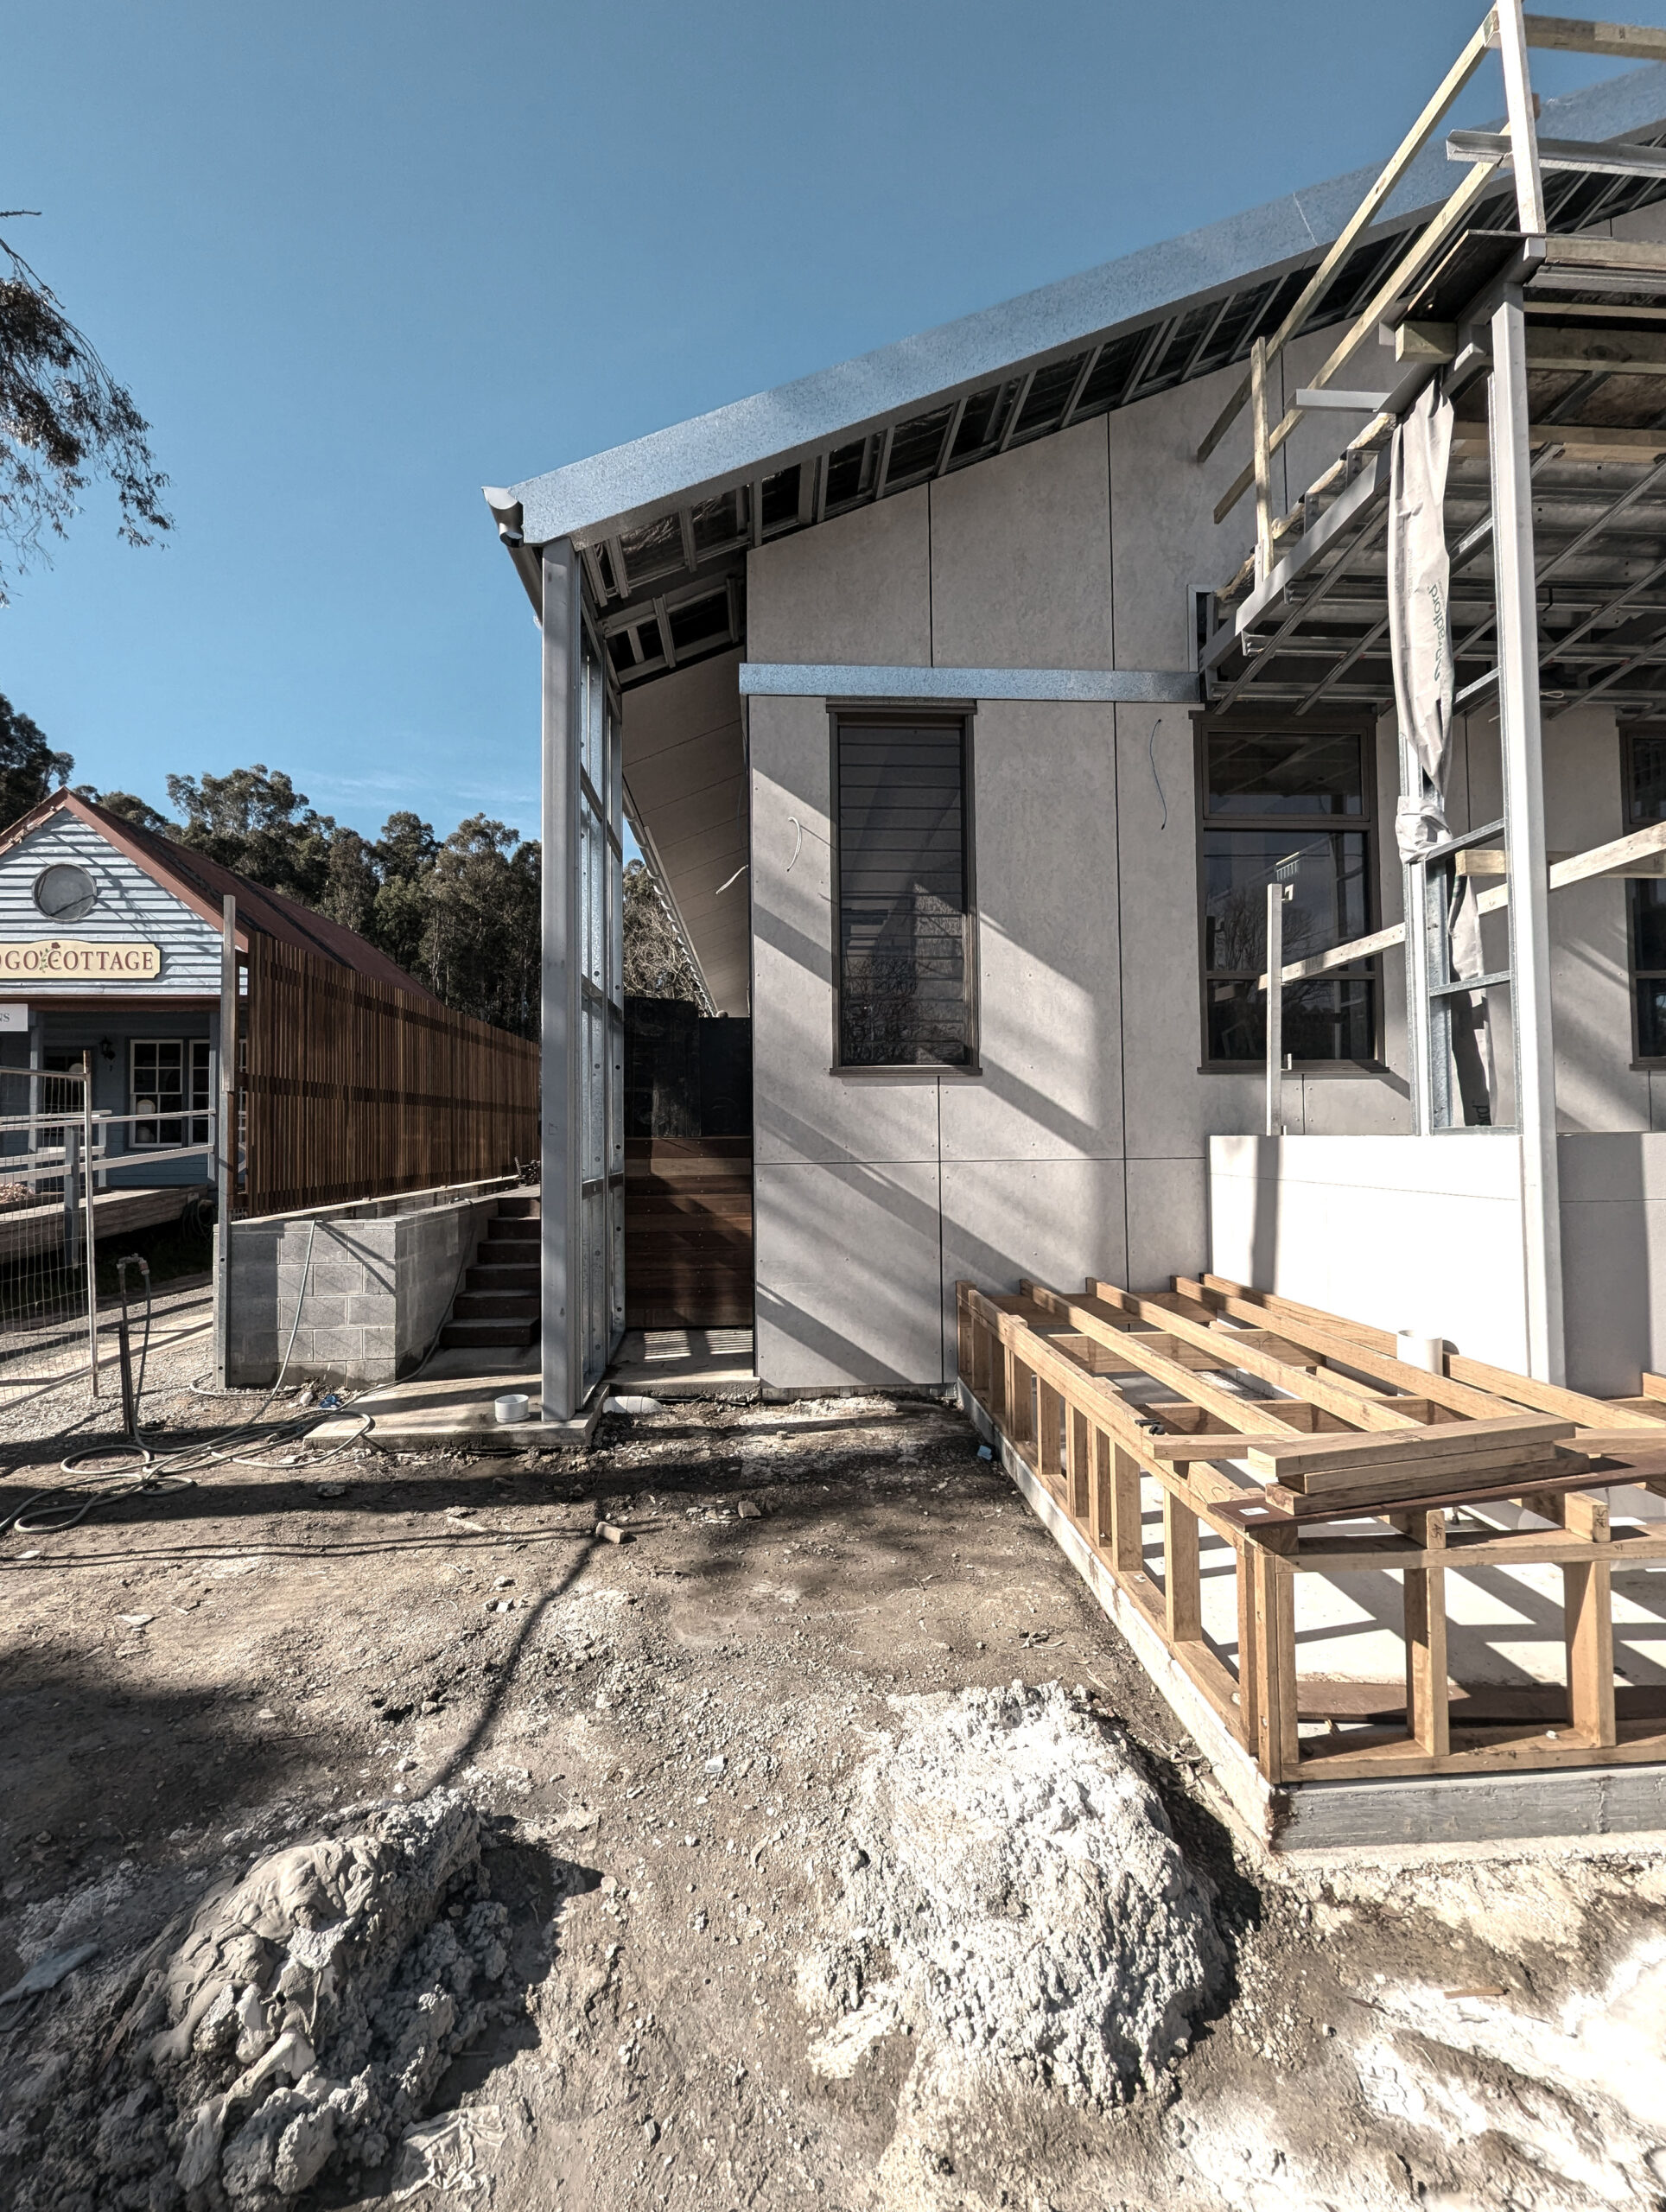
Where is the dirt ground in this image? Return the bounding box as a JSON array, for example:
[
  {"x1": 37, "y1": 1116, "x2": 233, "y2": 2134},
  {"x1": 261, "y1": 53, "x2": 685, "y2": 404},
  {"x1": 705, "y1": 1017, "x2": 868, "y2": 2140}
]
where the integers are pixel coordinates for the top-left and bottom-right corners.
[{"x1": 3, "y1": 1379, "x2": 1666, "y2": 2211}]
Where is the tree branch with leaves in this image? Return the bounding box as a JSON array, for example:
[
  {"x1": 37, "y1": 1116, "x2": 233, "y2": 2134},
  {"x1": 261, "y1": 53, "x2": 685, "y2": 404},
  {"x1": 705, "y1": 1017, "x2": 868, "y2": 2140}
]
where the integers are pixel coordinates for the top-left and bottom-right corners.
[{"x1": 0, "y1": 227, "x2": 170, "y2": 599}]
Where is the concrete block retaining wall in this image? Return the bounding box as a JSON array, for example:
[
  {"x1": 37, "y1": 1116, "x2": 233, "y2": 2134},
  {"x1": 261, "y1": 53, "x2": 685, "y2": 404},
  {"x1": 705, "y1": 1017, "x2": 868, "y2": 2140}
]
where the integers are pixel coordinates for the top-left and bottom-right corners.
[{"x1": 226, "y1": 1178, "x2": 513, "y2": 1387}]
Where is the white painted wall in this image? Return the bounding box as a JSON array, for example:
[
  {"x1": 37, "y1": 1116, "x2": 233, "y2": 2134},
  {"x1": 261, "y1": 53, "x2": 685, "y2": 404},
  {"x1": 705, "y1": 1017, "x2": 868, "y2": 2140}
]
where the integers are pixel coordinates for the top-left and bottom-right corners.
[
  {"x1": 1210, "y1": 1129, "x2": 1666, "y2": 1398},
  {"x1": 1209, "y1": 1132, "x2": 1532, "y2": 1370}
]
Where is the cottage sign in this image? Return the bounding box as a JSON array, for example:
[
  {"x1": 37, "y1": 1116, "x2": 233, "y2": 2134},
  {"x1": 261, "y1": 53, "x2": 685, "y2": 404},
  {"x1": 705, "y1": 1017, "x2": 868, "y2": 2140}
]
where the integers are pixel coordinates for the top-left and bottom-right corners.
[{"x1": 0, "y1": 938, "x2": 162, "y2": 980}]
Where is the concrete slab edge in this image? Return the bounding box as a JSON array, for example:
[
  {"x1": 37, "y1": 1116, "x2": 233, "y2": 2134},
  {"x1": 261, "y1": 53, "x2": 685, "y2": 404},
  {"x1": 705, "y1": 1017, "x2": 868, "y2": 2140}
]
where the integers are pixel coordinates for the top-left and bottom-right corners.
[{"x1": 307, "y1": 1397, "x2": 601, "y2": 1453}]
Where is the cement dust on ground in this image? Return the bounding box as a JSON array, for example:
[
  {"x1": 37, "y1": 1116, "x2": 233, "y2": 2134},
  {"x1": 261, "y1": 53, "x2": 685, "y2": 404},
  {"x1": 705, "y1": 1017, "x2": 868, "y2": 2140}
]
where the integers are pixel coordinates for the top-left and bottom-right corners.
[{"x1": 3, "y1": 1387, "x2": 1665, "y2": 2210}]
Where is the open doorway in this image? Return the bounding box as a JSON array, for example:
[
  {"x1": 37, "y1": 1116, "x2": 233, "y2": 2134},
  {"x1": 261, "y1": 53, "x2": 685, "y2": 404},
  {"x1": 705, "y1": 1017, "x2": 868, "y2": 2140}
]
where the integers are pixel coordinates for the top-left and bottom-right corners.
[{"x1": 616, "y1": 995, "x2": 752, "y2": 1387}]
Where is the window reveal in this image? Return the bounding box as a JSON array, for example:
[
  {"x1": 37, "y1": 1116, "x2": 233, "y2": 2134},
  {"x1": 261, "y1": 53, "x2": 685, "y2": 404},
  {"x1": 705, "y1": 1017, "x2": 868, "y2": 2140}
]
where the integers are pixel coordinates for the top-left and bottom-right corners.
[
  {"x1": 1199, "y1": 725, "x2": 1378, "y2": 1065},
  {"x1": 834, "y1": 718, "x2": 975, "y2": 1069}
]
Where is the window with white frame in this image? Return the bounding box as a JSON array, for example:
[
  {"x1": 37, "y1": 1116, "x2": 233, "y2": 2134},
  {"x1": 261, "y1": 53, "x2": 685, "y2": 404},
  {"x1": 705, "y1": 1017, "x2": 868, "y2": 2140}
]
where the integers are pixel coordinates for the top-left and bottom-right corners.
[{"x1": 130, "y1": 1039, "x2": 211, "y2": 1147}]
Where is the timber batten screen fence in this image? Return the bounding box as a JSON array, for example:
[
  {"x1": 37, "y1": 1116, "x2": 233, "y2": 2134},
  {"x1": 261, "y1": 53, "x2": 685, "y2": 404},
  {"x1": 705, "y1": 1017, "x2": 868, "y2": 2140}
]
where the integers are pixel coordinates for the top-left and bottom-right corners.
[{"x1": 242, "y1": 938, "x2": 537, "y2": 1217}]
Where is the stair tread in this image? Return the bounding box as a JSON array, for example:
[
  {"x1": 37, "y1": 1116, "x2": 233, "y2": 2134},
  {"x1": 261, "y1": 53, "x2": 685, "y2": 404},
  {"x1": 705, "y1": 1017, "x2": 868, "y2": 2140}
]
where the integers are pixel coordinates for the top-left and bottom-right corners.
[{"x1": 441, "y1": 1319, "x2": 537, "y2": 1346}]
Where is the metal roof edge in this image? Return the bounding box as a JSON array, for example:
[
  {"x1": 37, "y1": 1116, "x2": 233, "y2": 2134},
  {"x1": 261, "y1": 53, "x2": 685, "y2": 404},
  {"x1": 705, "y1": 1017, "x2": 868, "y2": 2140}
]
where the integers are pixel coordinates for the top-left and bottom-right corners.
[{"x1": 499, "y1": 60, "x2": 1666, "y2": 550}]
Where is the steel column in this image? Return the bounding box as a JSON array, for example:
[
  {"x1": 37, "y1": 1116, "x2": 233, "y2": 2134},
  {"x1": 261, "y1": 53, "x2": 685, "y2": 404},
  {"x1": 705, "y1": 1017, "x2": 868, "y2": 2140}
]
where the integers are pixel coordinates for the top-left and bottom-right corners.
[
  {"x1": 1490, "y1": 289, "x2": 1565, "y2": 1382},
  {"x1": 81, "y1": 1049, "x2": 97, "y2": 1389},
  {"x1": 542, "y1": 540, "x2": 585, "y2": 1421}
]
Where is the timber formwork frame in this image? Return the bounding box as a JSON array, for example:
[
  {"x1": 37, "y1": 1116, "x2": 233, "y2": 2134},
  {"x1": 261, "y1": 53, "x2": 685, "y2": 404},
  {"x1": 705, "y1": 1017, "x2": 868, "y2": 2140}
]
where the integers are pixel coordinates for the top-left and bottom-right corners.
[{"x1": 957, "y1": 1274, "x2": 1666, "y2": 1820}]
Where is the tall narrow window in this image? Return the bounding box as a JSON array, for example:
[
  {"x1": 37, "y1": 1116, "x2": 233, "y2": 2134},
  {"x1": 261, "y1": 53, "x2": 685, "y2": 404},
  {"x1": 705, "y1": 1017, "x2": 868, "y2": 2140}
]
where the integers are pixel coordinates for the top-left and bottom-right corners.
[
  {"x1": 1625, "y1": 728, "x2": 1666, "y2": 1058},
  {"x1": 1199, "y1": 721, "x2": 1377, "y2": 1065},
  {"x1": 834, "y1": 715, "x2": 975, "y2": 1068}
]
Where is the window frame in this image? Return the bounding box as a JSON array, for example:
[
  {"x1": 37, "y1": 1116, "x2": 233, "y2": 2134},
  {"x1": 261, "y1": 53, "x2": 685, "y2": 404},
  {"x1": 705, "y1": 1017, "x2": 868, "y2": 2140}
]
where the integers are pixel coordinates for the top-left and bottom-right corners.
[
  {"x1": 1623, "y1": 723, "x2": 1666, "y2": 1065},
  {"x1": 1193, "y1": 711, "x2": 1383, "y2": 1075},
  {"x1": 130, "y1": 1037, "x2": 213, "y2": 1147},
  {"x1": 827, "y1": 704, "x2": 980, "y2": 1077}
]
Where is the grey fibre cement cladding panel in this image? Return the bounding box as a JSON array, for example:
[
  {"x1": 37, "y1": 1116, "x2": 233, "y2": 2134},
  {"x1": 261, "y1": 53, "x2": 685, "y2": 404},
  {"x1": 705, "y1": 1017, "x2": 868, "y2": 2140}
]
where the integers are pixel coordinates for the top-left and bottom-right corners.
[{"x1": 501, "y1": 67, "x2": 1666, "y2": 547}]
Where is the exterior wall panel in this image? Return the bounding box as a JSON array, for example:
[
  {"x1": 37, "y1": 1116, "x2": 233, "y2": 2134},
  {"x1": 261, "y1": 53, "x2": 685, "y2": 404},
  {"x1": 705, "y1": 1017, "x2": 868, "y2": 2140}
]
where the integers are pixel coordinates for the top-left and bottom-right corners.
[{"x1": 740, "y1": 334, "x2": 1649, "y2": 1385}]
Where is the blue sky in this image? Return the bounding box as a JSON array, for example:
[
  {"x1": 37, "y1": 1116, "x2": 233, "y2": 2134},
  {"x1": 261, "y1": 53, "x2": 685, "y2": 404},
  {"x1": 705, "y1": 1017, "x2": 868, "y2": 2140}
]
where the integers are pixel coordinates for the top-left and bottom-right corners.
[{"x1": 2, "y1": 3, "x2": 1658, "y2": 847}]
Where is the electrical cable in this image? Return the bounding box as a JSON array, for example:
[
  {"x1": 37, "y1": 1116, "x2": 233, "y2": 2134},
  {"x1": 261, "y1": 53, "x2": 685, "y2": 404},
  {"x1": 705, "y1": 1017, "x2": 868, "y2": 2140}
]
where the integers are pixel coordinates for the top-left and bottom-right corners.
[{"x1": 3, "y1": 1219, "x2": 372, "y2": 1539}]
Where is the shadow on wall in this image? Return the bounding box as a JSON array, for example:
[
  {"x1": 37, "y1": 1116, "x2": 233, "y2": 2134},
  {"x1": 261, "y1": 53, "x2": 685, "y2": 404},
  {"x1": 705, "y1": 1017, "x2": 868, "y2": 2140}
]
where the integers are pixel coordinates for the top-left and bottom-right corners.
[
  {"x1": 1561, "y1": 1135, "x2": 1655, "y2": 1398},
  {"x1": 750, "y1": 898, "x2": 1109, "y2": 1163},
  {"x1": 1243, "y1": 1153, "x2": 1278, "y2": 1294}
]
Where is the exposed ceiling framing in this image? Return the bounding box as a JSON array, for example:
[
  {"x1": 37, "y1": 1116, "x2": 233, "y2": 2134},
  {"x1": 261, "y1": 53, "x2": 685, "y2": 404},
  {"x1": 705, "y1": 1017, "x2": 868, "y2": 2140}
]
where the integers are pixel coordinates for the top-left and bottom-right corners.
[
  {"x1": 1203, "y1": 218, "x2": 1666, "y2": 721},
  {"x1": 582, "y1": 153, "x2": 1666, "y2": 691}
]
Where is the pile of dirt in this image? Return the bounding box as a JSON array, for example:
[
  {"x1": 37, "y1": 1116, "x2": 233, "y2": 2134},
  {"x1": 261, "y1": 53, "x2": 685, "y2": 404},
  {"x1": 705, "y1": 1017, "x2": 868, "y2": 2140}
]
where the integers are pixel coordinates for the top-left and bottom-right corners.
[
  {"x1": 4, "y1": 1791, "x2": 515, "y2": 2210},
  {"x1": 797, "y1": 1681, "x2": 1225, "y2": 2107}
]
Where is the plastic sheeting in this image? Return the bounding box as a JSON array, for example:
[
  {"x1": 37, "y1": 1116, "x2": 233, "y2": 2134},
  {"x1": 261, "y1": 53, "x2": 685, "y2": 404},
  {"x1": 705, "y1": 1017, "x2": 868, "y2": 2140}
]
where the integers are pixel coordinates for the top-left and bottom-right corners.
[{"x1": 1388, "y1": 383, "x2": 1493, "y2": 1122}]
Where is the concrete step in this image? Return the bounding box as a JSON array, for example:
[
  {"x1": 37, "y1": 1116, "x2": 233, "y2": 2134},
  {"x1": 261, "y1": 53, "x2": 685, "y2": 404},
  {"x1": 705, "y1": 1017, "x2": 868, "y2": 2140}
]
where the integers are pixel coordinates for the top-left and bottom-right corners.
[
  {"x1": 496, "y1": 1195, "x2": 541, "y2": 1218},
  {"x1": 440, "y1": 1317, "x2": 538, "y2": 1350},
  {"x1": 467, "y1": 1263, "x2": 539, "y2": 1293},
  {"x1": 486, "y1": 1219, "x2": 539, "y2": 1245},
  {"x1": 453, "y1": 1292, "x2": 539, "y2": 1321}
]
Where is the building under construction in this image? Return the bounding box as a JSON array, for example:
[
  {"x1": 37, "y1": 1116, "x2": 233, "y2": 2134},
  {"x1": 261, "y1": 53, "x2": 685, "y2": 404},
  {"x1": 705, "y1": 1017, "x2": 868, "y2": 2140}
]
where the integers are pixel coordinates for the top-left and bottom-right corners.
[{"x1": 490, "y1": 9, "x2": 1666, "y2": 1846}]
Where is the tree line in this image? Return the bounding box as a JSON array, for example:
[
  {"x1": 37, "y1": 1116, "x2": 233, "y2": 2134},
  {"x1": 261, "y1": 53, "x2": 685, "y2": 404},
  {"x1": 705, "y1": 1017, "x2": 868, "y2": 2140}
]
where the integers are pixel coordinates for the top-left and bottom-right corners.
[{"x1": 0, "y1": 692, "x2": 702, "y2": 1036}]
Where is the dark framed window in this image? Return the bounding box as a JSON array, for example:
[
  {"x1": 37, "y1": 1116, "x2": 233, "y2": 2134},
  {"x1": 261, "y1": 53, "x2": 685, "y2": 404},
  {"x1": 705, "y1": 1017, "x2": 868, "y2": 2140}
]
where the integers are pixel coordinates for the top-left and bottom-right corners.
[
  {"x1": 1198, "y1": 718, "x2": 1379, "y2": 1067},
  {"x1": 1625, "y1": 728, "x2": 1666, "y2": 1058},
  {"x1": 831, "y1": 712, "x2": 976, "y2": 1069}
]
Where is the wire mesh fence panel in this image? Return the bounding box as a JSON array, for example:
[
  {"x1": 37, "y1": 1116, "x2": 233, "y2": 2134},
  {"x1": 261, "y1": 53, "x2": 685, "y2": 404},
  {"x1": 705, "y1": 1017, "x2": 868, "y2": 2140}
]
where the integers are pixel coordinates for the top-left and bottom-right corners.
[{"x1": 0, "y1": 1061, "x2": 97, "y2": 1389}]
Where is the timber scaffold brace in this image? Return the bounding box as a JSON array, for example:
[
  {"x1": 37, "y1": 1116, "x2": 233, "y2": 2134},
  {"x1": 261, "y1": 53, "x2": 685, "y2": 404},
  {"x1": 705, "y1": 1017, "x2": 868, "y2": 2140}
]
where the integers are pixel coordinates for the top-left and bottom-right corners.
[{"x1": 957, "y1": 1273, "x2": 1666, "y2": 1786}]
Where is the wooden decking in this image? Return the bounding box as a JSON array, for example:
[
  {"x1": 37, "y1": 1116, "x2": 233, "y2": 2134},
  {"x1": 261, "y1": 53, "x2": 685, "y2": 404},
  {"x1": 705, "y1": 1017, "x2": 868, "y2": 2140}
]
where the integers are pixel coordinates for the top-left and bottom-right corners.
[
  {"x1": 957, "y1": 1272, "x2": 1666, "y2": 1814},
  {"x1": 0, "y1": 1184, "x2": 195, "y2": 1265},
  {"x1": 625, "y1": 1137, "x2": 752, "y2": 1328}
]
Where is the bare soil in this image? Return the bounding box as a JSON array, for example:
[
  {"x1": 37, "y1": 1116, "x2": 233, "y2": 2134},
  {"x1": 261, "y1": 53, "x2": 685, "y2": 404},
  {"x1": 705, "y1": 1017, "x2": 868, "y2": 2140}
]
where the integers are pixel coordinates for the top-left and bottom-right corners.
[{"x1": 3, "y1": 1386, "x2": 1664, "y2": 2210}]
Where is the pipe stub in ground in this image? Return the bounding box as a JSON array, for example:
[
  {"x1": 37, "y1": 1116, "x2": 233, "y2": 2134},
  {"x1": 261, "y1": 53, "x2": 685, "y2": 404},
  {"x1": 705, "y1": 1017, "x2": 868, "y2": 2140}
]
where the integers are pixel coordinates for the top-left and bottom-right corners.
[{"x1": 493, "y1": 1393, "x2": 531, "y2": 1425}]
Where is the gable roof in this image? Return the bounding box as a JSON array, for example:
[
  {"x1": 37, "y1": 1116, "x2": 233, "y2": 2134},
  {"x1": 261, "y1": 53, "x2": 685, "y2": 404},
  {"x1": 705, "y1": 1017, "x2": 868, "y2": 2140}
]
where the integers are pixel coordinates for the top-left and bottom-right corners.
[
  {"x1": 486, "y1": 60, "x2": 1666, "y2": 691},
  {"x1": 0, "y1": 790, "x2": 439, "y2": 1001}
]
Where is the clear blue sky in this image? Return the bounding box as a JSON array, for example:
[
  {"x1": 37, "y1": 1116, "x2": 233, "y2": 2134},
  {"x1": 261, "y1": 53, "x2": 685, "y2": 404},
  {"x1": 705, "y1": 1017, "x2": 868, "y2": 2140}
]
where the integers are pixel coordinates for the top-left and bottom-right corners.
[{"x1": 1, "y1": 3, "x2": 1657, "y2": 846}]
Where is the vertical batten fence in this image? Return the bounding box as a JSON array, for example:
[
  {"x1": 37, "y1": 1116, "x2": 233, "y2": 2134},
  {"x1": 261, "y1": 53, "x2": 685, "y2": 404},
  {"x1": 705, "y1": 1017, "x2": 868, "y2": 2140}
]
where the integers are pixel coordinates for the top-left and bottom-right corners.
[{"x1": 240, "y1": 937, "x2": 537, "y2": 1217}]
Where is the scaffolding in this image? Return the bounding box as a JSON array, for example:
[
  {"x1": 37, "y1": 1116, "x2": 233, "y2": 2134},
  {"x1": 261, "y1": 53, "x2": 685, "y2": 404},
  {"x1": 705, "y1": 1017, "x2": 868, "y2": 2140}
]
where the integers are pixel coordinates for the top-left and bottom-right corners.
[{"x1": 1202, "y1": 4, "x2": 1666, "y2": 1385}]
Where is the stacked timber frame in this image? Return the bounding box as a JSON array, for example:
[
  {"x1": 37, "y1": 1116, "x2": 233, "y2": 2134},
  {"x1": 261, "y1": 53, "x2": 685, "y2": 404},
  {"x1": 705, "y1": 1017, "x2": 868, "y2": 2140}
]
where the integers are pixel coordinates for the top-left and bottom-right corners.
[{"x1": 958, "y1": 1274, "x2": 1666, "y2": 1815}]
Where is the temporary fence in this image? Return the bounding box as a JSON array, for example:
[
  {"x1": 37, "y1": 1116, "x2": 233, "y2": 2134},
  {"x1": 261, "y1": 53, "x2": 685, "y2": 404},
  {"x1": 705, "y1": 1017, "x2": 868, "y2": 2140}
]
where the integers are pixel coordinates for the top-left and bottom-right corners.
[
  {"x1": 240, "y1": 936, "x2": 539, "y2": 1217},
  {"x1": 0, "y1": 1057, "x2": 217, "y2": 1396}
]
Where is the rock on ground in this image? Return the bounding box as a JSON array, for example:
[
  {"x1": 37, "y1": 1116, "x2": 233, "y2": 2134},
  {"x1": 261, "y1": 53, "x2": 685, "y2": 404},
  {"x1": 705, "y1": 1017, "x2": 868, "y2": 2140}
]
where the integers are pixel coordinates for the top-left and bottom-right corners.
[
  {"x1": 798, "y1": 1681, "x2": 1226, "y2": 2107},
  {"x1": 3, "y1": 1791, "x2": 512, "y2": 2211}
]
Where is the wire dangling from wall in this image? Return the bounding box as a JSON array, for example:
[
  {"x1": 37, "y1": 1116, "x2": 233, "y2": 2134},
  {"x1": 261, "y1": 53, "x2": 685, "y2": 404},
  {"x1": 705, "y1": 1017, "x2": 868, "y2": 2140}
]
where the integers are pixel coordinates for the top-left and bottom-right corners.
[{"x1": 1148, "y1": 717, "x2": 1167, "y2": 831}]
